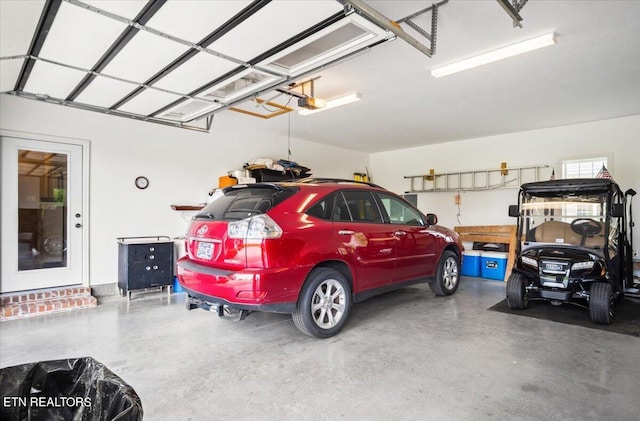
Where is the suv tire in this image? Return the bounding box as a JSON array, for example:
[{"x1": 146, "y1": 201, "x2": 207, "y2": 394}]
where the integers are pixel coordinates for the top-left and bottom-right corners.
[
  {"x1": 429, "y1": 250, "x2": 460, "y2": 296},
  {"x1": 293, "y1": 268, "x2": 352, "y2": 338},
  {"x1": 506, "y1": 272, "x2": 528, "y2": 309},
  {"x1": 589, "y1": 282, "x2": 614, "y2": 324}
]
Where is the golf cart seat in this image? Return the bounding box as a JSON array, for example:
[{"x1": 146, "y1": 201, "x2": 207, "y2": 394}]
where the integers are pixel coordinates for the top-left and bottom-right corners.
[
  {"x1": 534, "y1": 220, "x2": 580, "y2": 244},
  {"x1": 534, "y1": 220, "x2": 604, "y2": 248}
]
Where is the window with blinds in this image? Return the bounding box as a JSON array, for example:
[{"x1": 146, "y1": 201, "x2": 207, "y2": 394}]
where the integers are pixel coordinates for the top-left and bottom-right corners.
[{"x1": 562, "y1": 157, "x2": 608, "y2": 178}]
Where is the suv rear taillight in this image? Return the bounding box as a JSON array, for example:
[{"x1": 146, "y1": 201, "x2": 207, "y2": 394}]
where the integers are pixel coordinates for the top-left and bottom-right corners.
[{"x1": 227, "y1": 214, "x2": 283, "y2": 239}]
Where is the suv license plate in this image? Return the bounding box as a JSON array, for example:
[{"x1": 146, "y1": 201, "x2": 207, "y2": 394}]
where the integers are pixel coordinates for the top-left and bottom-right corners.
[{"x1": 196, "y1": 242, "x2": 213, "y2": 259}]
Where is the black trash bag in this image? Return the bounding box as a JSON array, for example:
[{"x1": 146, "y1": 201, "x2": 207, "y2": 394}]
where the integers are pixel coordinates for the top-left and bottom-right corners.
[{"x1": 0, "y1": 357, "x2": 143, "y2": 421}]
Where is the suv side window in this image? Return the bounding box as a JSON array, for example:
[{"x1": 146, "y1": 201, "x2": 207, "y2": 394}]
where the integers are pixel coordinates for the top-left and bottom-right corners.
[
  {"x1": 306, "y1": 194, "x2": 335, "y2": 220},
  {"x1": 332, "y1": 192, "x2": 351, "y2": 221},
  {"x1": 377, "y1": 193, "x2": 424, "y2": 226},
  {"x1": 338, "y1": 191, "x2": 383, "y2": 223}
]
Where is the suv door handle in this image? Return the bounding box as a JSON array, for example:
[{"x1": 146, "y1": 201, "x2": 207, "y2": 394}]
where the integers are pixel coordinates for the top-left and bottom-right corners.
[
  {"x1": 394, "y1": 230, "x2": 407, "y2": 236},
  {"x1": 338, "y1": 230, "x2": 355, "y2": 235}
]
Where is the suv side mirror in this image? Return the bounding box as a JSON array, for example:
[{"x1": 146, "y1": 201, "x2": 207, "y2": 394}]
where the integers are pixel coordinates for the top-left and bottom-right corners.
[
  {"x1": 508, "y1": 205, "x2": 519, "y2": 217},
  {"x1": 611, "y1": 204, "x2": 625, "y2": 217},
  {"x1": 425, "y1": 213, "x2": 438, "y2": 226}
]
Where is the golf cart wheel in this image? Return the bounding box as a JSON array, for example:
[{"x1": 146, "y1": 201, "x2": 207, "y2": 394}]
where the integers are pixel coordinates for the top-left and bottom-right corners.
[
  {"x1": 506, "y1": 272, "x2": 528, "y2": 310},
  {"x1": 589, "y1": 282, "x2": 614, "y2": 324}
]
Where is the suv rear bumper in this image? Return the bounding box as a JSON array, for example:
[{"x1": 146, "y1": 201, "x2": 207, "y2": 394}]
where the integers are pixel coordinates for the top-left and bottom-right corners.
[
  {"x1": 182, "y1": 286, "x2": 296, "y2": 314},
  {"x1": 176, "y1": 257, "x2": 304, "y2": 313}
]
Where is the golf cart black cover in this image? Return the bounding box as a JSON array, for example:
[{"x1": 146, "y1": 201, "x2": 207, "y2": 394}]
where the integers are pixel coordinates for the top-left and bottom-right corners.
[
  {"x1": 0, "y1": 357, "x2": 143, "y2": 421},
  {"x1": 520, "y1": 178, "x2": 619, "y2": 196}
]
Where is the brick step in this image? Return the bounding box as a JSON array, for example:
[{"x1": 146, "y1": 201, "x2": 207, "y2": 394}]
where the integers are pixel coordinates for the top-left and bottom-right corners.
[
  {"x1": 0, "y1": 286, "x2": 92, "y2": 306},
  {"x1": 0, "y1": 286, "x2": 97, "y2": 321}
]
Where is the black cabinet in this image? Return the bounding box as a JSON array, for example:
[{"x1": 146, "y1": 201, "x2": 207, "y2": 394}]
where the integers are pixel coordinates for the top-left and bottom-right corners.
[{"x1": 117, "y1": 236, "x2": 174, "y2": 299}]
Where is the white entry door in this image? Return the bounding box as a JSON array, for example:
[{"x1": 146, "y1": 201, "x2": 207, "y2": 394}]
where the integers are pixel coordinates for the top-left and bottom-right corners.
[{"x1": 1, "y1": 136, "x2": 85, "y2": 292}]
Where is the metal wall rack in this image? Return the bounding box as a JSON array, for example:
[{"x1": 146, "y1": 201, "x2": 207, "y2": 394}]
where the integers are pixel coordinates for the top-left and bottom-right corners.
[{"x1": 404, "y1": 164, "x2": 549, "y2": 193}]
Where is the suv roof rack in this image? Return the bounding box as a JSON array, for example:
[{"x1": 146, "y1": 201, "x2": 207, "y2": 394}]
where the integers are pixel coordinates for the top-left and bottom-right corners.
[{"x1": 297, "y1": 177, "x2": 382, "y2": 189}]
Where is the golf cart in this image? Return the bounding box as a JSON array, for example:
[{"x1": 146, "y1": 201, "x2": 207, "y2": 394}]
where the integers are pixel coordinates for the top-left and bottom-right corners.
[{"x1": 506, "y1": 178, "x2": 637, "y2": 324}]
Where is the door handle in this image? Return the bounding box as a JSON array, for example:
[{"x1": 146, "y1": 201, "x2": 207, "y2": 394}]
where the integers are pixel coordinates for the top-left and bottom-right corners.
[
  {"x1": 394, "y1": 230, "x2": 407, "y2": 236},
  {"x1": 338, "y1": 230, "x2": 355, "y2": 235}
]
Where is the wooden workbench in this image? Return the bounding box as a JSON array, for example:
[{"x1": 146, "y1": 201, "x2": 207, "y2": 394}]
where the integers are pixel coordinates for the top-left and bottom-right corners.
[{"x1": 454, "y1": 225, "x2": 517, "y2": 282}]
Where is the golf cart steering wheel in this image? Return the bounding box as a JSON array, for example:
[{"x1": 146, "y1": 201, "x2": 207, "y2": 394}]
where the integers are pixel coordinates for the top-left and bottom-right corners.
[{"x1": 570, "y1": 218, "x2": 602, "y2": 236}]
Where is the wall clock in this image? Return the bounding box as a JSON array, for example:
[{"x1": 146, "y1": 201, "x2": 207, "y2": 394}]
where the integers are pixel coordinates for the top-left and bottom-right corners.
[{"x1": 135, "y1": 176, "x2": 149, "y2": 190}]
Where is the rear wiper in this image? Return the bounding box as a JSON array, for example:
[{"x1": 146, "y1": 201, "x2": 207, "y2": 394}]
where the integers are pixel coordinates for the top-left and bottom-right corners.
[
  {"x1": 194, "y1": 212, "x2": 215, "y2": 219},
  {"x1": 223, "y1": 209, "x2": 263, "y2": 219}
]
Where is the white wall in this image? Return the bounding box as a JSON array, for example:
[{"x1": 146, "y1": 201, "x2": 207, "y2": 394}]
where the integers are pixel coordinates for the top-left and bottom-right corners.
[
  {"x1": 371, "y1": 115, "x2": 640, "y2": 250},
  {"x1": 1, "y1": 95, "x2": 369, "y2": 287},
  {"x1": 3, "y1": 94, "x2": 639, "y2": 288}
]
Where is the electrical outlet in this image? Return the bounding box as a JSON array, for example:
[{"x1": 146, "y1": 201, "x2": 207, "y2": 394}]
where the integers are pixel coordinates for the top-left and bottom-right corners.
[{"x1": 634, "y1": 249, "x2": 639, "y2": 258}]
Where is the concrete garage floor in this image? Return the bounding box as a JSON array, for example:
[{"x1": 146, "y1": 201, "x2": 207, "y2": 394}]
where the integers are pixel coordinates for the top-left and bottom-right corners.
[{"x1": 1, "y1": 277, "x2": 639, "y2": 420}]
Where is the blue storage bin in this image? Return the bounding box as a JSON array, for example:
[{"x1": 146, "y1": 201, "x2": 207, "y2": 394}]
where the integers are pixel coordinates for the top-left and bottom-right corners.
[
  {"x1": 481, "y1": 252, "x2": 507, "y2": 281},
  {"x1": 172, "y1": 276, "x2": 184, "y2": 293},
  {"x1": 461, "y1": 250, "x2": 482, "y2": 277}
]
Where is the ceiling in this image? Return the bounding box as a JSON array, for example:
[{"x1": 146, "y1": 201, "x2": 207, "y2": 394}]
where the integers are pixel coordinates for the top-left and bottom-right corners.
[{"x1": 2, "y1": 1, "x2": 639, "y2": 153}]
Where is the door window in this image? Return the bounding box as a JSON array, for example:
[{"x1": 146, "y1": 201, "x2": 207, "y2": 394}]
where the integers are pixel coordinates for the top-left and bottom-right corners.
[
  {"x1": 377, "y1": 193, "x2": 424, "y2": 226},
  {"x1": 338, "y1": 191, "x2": 383, "y2": 223},
  {"x1": 18, "y1": 150, "x2": 69, "y2": 270}
]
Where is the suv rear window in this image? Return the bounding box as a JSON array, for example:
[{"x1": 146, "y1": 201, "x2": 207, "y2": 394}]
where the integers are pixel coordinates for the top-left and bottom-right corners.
[{"x1": 194, "y1": 185, "x2": 298, "y2": 221}]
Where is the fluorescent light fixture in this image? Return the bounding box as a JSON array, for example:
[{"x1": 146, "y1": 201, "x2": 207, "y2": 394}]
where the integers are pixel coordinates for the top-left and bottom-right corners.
[
  {"x1": 298, "y1": 93, "x2": 362, "y2": 116},
  {"x1": 430, "y1": 32, "x2": 556, "y2": 78}
]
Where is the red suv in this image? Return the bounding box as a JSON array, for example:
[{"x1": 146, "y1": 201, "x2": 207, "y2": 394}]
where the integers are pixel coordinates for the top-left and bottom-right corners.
[{"x1": 177, "y1": 179, "x2": 463, "y2": 338}]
